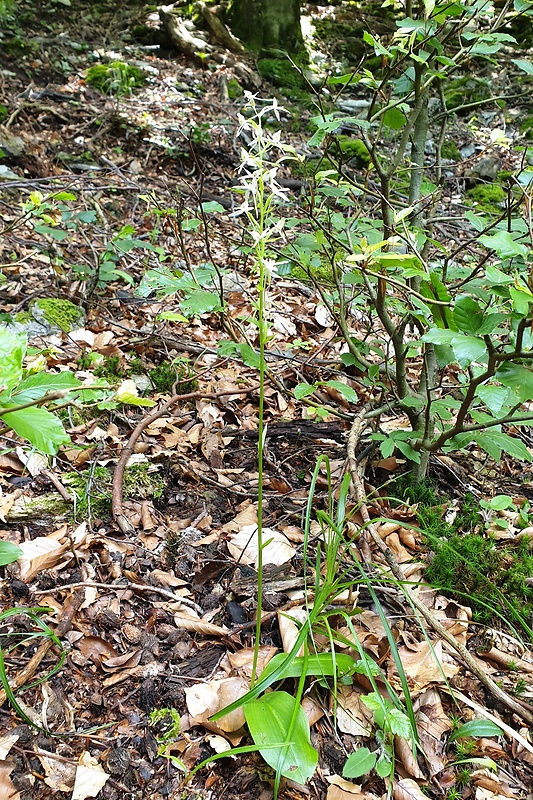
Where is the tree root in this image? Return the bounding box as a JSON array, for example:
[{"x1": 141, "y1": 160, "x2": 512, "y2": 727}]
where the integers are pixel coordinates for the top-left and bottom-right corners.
[{"x1": 346, "y1": 407, "x2": 533, "y2": 726}]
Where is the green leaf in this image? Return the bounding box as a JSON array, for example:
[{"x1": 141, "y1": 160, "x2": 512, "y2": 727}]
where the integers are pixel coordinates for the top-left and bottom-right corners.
[
  {"x1": 34, "y1": 224, "x2": 68, "y2": 241},
  {"x1": 325, "y1": 380, "x2": 359, "y2": 404},
  {"x1": 476, "y1": 313, "x2": 506, "y2": 336},
  {"x1": 244, "y1": 692, "x2": 318, "y2": 785},
  {"x1": 200, "y1": 201, "x2": 226, "y2": 214},
  {"x1": 496, "y1": 363, "x2": 533, "y2": 402},
  {"x1": 487, "y1": 494, "x2": 514, "y2": 511},
  {"x1": 53, "y1": 191, "x2": 77, "y2": 201},
  {"x1": 512, "y1": 285, "x2": 533, "y2": 314},
  {"x1": 294, "y1": 383, "x2": 318, "y2": 399},
  {"x1": 478, "y1": 431, "x2": 532, "y2": 463},
  {"x1": 485, "y1": 265, "x2": 513, "y2": 285},
  {"x1": 453, "y1": 296, "x2": 483, "y2": 334},
  {"x1": 0, "y1": 330, "x2": 25, "y2": 395},
  {"x1": 479, "y1": 231, "x2": 528, "y2": 258},
  {"x1": 0, "y1": 541, "x2": 23, "y2": 566},
  {"x1": 450, "y1": 719, "x2": 503, "y2": 741},
  {"x1": 380, "y1": 438, "x2": 396, "y2": 458},
  {"x1": 13, "y1": 371, "x2": 81, "y2": 404},
  {"x1": 2, "y1": 406, "x2": 70, "y2": 454},
  {"x1": 179, "y1": 290, "x2": 222, "y2": 318},
  {"x1": 511, "y1": 58, "x2": 533, "y2": 74},
  {"x1": 385, "y1": 708, "x2": 412, "y2": 739},
  {"x1": 383, "y1": 106, "x2": 407, "y2": 129},
  {"x1": 450, "y1": 334, "x2": 486, "y2": 364},
  {"x1": 395, "y1": 440, "x2": 421, "y2": 462},
  {"x1": 238, "y1": 343, "x2": 260, "y2": 369},
  {"x1": 115, "y1": 380, "x2": 156, "y2": 408},
  {"x1": 260, "y1": 653, "x2": 357, "y2": 683},
  {"x1": 476, "y1": 385, "x2": 511, "y2": 415},
  {"x1": 343, "y1": 748, "x2": 377, "y2": 779},
  {"x1": 420, "y1": 329, "x2": 456, "y2": 345},
  {"x1": 375, "y1": 749, "x2": 393, "y2": 778}
]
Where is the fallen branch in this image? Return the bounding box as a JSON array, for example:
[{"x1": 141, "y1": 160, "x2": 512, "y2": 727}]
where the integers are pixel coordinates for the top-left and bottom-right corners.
[{"x1": 346, "y1": 408, "x2": 533, "y2": 726}]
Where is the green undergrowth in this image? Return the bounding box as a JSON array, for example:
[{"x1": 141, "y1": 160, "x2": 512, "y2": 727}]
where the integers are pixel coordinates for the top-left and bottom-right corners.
[
  {"x1": 85, "y1": 61, "x2": 146, "y2": 96},
  {"x1": 466, "y1": 184, "x2": 506, "y2": 212},
  {"x1": 394, "y1": 476, "x2": 533, "y2": 637}
]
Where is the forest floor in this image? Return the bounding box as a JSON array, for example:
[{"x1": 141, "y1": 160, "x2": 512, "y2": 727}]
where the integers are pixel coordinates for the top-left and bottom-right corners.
[{"x1": 2, "y1": 1, "x2": 533, "y2": 799}]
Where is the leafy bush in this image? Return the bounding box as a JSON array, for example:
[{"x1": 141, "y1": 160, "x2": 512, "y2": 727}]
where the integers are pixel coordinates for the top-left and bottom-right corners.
[{"x1": 0, "y1": 328, "x2": 80, "y2": 454}]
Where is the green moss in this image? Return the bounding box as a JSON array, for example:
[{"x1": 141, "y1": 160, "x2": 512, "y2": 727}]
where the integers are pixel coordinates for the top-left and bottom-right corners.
[
  {"x1": 290, "y1": 262, "x2": 335, "y2": 284},
  {"x1": 330, "y1": 135, "x2": 370, "y2": 166},
  {"x1": 394, "y1": 476, "x2": 533, "y2": 636},
  {"x1": 14, "y1": 311, "x2": 32, "y2": 323},
  {"x1": 150, "y1": 359, "x2": 197, "y2": 394},
  {"x1": 466, "y1": 184, "x2": 506, "y2": 212},
  {"x1": 150, "y1": 708, "x2": 181, "y2": 743},
  {"x1": 227, "y1": 78, "x2": 244, "y2": 100},
  {"x1": 64, "y1": 467, "x2": 112, "y2": 520},
  {"x1": 149, "y1": 362, "x2": 177, "y2": 392},
  {"x1": 257, "y1": 58, "x2": 307, "y2": 94},
  {"x1": 441, "y1": 140, "x2": 461, "y2": 161},
  {"x1": 95, "y1": 355, "x2": 124, "y2": 380},
  {"x1": 32, "y1": 299, "x2": 84, "y2": 332},
  {"x1": 444, "y1": 76, "x2": 491, "y2": 112},
  {"x1": 123, "y1": 463, "x2": 163, "y2": 500},
  {"x1": 520, "y1": 115, "x2": 533, "y2": 140},
  {"x1": 128, "y1": 356, "x2": 144, "y2": 375},
  {"x1": 86, "y1": 61, "x2": 146, "y2": 96}
]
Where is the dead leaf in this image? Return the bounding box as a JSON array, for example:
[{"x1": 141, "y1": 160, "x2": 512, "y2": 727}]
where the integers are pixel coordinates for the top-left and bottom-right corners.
[
  {"x1": 185, "y1": 677, "x2": 249, "y2": 732},
  {"x1": 392, "y1": 778, "x2": 428, "y2": 800},
  {"x1": 71, "y1": 751, "x2": 109, "y2": 800},
  {"x1": 0, "y1": 760, "x2": 19, "y2": 800},
  {"x1": 76, "y1": 636, "x2": 118, "y2": 664},
  {"x1": 227, "y1": 524, "x2": 296, "y2": 567},
  {"x1": 391, "y1": 640, "x2": 460, "y2": 690},
  {"x1": 334, "y1": 685, "x2": 373, "y2": 736},
  {"x1": 173, "y1": 611, "x2": 229, "y2": 637},
  {"x1": 35, "y1": 748, "x2": 75, "y2": 793},
  {"x1": 395, "y1": 736, "x2": 425, "y2": 779}
]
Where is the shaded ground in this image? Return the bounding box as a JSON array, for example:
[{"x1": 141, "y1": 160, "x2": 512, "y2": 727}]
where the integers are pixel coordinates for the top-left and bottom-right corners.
[{"x1": 2, "y1": 2, "x2": 533, "y2": 800}]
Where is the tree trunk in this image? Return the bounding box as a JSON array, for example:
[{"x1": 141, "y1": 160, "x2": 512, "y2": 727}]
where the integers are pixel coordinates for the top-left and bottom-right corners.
[{"x1": 228, "y1": 0, "x2": 303, "y2": 52}]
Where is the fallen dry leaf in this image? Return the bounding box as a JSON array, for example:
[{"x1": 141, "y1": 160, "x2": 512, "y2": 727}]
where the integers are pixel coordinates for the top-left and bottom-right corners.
[
  {"x1": 185, "y1": 676, "x2": 249, "y2": 732},
  {"x1": 36, "y1": 748, "x2": 76, "y2": 793},
  {"x1": 71, "y1": 751, "x2": 109, "y2": 800},
  {"x1": 0, "y1": 760, "x2": 19, "y2": 800},
  {"x1": 392, "y1": 778, "x2": 428, "y2": 800},
  {"x1": 227, "y1": 524, "x2": 296, "y2": 567}
]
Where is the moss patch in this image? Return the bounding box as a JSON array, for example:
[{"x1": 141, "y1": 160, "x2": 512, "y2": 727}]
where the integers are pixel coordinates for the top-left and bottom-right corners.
[
  {"x1": 330, "y1": 135, "x2": 370, "y2": 166},
  {"x1": 444, "y1": 75, "x2": 491, "y2": 112},
  {"x1": 395, "y1": 477, "x2": 533, "y2": 637},
  {"x1": 64, "y1": 467, "x2": 112, "y2": 520},
  {"x1": 466, "y1": 184, "x2": 506, "y2": 212},
  {"x1": 257, "y1": 58, "x2": 308, "y2": 97},
  {"x1": 86, "y1": 61, "x2": 146, "y2": 96},
  {"x1": 441, "y1": 140, "x2": 461, "y2": 161},
  {"x1": 31, "y1": 298, "x2": 84, "y2": 332},
  {"x1": 227, "y1": 78, "x2": 244, "y2": 100},
  {"x1": 123, "y1": 462, "x2": 163, "y2": 500}
]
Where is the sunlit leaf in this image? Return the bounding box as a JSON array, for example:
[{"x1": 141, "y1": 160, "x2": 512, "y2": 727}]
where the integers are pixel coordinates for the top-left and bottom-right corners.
[{"x1": 244, "y1": 691, "x2": 318, "y2": 785}]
